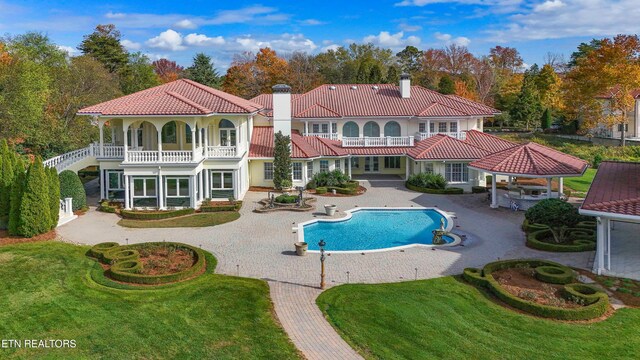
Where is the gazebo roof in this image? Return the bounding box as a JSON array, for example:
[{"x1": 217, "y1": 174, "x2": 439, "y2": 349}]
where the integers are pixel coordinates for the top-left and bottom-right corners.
[
  {"x1": 581, "y1": 161, "x2": 640, "y2": 218},
  {"x1": 468, "y1": 142, "x2": 588, "y2": 177}
]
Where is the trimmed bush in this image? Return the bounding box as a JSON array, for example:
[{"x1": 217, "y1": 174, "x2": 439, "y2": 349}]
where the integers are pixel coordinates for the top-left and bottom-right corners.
[
  {"x1": 327, "y1": 186, "x2": 357, "y2": 195},
  {"x1": 98, "y1": 201, "x2": 118, "y2": 213},
  {"x1": 525, "y1": 198, "x2": 581, "y2": 230},
  {"x1": 7, "y1": 159, "x2": 25, "y2": 235},
  {"x1": 471, "y1": 186, "x2": 486, "y2": 193},
  {"x1": 406, "y1": 182, "x2": 465, "y2": 194},
  {"x1": 313, "y1": 169, "x2": 351, "y2": 187},
  {"x1": 0, "y1": 140, "x2": 14, "y2": 228},
  {"x1": 102, "y1": 249, "x2": 140, "y2": 264},
  {"x1": 275, "y1": 194, "x2": 298, "y2": 204},
  {"x1": 407, "y1": 172, "x2": 447, "y2": 190},
  {"x1": 522, "y1": 219, "x2": 549, "y2": 232},
  {"x1": 316, "y1": 187, "x2": 327, "y2": 194},
  {"x1": 444, "y1": 187, "x2": 464, "y2": 194},
  {"x1": 88, "y1": 242, "x2": 120, "y2": 260},
  {"x1": 463, "y1": 259, "x2": 609, "y2": 320},
  {"x1": 534, "y1": 265, "x2": 576, "y2": 284},
  {"x1": 562, "y1": 283, "x2": 607, "y2": 305},
  {"x1": 576, "y1": 221, "x2": 597, "y2": 230},
  {"x1": 46, "y1": 166, "x2": 60, "y2": 230},
  {"x1": 200, "y1": 201, "x2": 242, "y2": 212},
  {"x1": 526, "y1": 228, "x2": 596, "y2": 252},
  {"x1": 306, "y1": 179, "x2": 317, "y2": 190},
  {"x1": 120, "y1": 208, "x2": 194, "y2": 220},
  {"x1": 59, "y1": 170, "x2": 86, "y2": 211},
  {"x1": 110, "y1": 260, "x2": 143, "y2": 274},
  {"x1": 17, "y1": 157, "x2": 52, "y2": 237}
]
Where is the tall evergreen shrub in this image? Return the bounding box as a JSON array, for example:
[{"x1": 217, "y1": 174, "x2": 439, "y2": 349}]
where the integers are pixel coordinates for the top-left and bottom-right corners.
[
  {"x1": 0, "y1": 140, "x2": 14, "y2": 228},
  {"x1": 17, "y1": 157, "x2": 51, "y2": 237},
  {"x1": 59, "y1": 170, "x2": 87, "y2": 211},
  {"x1": 8, "y1": 160, "x2": 26, "y2": 236},
  {"x1": 273, "y1": 131, "x2": 292, "y2": 190},
  {"x1": 47, "y1": 166, "x2": 61, "y2": 229}
]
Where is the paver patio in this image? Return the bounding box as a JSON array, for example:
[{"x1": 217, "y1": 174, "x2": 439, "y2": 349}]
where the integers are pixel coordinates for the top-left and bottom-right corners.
[{"x1": 56, "y1": 179, "x2": 594, "y2": 360}]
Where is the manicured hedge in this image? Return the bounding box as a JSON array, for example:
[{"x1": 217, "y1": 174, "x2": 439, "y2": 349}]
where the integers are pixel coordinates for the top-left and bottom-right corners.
[
  {"x1": 59, "y1": 170, "x2": 87, "y2": 211},
  {"x1": 120, "y1": 208, "x2": 195, "y2": 220},
  {"x1": 316, "y1": 187, "x2": 327, "y2": 194},
  {"x1": 534, "y1": 265, "x2": 576, "y2": 284},
  {"x1": 471, "y1": 186, "x2": 487, "y2": 193},
  {"x1": 102, "y1": 242, "x2": 207, "y2": 285},
  {"x1": 463, "y1": 259, "x2": 609, "y2": 320},
  {"x1": 327, "y1": 186, "x2": 357, "y2": 195},
  {"x1": 406, "y1": 182, "x2": 464, "y2": 194},
  {"x1": 102, "y1": 249, "x2": 140, "y2": 265},
  {"x1": 200, "y1": 201, "x2": 242, "y2": 212},
  {"x1": 275, "y1": 194, "x2": 297, "y2": 203},
  {"x1": 87, "y1": 242, "x2": 120, "y2": 260},
  {"x1": 521, "y1": 219, "x2": 549, "y2": 232},
  {"x1": 98, "y1": 201, "x2": 118, "y2": 213},
  {"x1": 526, "y1": 228, "x2": 596, "y2": 252}
]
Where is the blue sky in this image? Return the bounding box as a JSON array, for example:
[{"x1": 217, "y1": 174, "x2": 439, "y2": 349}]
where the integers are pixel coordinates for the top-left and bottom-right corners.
[{"x1": 1, "y1": 0, "x2": 638, "y2": 69}]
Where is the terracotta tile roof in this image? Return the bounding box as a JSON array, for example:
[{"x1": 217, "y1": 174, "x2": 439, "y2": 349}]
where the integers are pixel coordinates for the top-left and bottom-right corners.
[
  {"x1": 249, "y1": 127, "x2": 334, "y2": 159},
  {"x1": 408, "y1": 134, "x2": 490, "y2": 160},
  {"x1": 341, "y1": 147, "x2": 411, "y2": 156},
  {"x1": 294, "y1": 104, "x2": 342, "y2": 118},
  {"x1": 250, "y1": 93, "x2": 301, "y2": 117},
  {"x1": 463, "y1": 130, "x2": 519, "y2": 153},
  {"x1": 250, "y1": 84, "x2": 499, "y2": 119},
  {"x1": 303, "y1": 136, "x2": 349, "y2": 157},
  {"x1": 595, "y1": 85, "x2": 640, "y2": 99},
  {"x1": 581, "y1": 161, "x2": 640, "y2": 217},
  {"x1": 468, "y1": 142, "x2": 588, "y2": 176},
  {"x1": 79, "y1": 79, "x2": 263, "y2": 116}
]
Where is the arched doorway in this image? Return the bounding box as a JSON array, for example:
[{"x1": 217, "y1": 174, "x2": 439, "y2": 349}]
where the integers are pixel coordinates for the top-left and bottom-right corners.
[
  {"x1": 384, "y1": 121, "x2": 401, "y2": 137},
  {"x1": 343, "y1": 121, "x2": 360, "y2": 137},
  {"x1": 363, "y1": 121, "x2": 380, "y2": 137}
]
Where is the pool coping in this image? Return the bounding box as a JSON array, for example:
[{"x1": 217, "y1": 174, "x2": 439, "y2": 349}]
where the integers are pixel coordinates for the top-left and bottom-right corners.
[{"x1": 297, "y1": 207, "x2": 461, "y2": 254}]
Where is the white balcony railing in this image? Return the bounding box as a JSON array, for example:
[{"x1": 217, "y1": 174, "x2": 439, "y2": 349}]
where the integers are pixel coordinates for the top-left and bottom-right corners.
[
  {"x1": 303, "y1": 132, "x2": 338, "y2": 141},
  {"x1": 342, "y1": 136, "x2": 414, "y2": 147},
  {"x1": 207, "y1": 146, "x2": 237, "y2": 158},
  {"x1": 127, "y1": 151, "x2": 159, "y2": 163},
  {"x1": 417, "y1": 131, "x2": 467, "y2": 141},
  {"x1": 98, "y1": 145, "x2": 125, "y2": 158}
]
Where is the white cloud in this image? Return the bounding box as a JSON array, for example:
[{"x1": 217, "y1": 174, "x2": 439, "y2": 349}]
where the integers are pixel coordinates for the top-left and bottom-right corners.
[
  {"x1": 299, "y1": 19, "x2": 325, "y2": 26},
  {"x1": 174, "y1": 19, "x2": 197, "y2": 29},
  {"x1": 399, "y1": 23, "x2": 422, "y2": 32},
  {"x1": 232, "y1": 33, "x2": 317, "y2": 53},
  {"x1": 184, "y1": 33, "x2": 225, "y2": 46},
  {"x1": 434, "y1": 32, "x2": 471, "y2": 46},
  {"x1": 146, "y1": 29, "x2": 186, "y2": 51},
  {"x1": 121, "y1": 39, "x2": 141, "y2": 50},
  {"x1": 363, "y1": 31, "x2": 420, "y2": 49},
  {"x1": 105, "y1": 11, "x2": 126, "y2": 19},
  {"x1": 57, "y1": 45, "x2": 78, "y2": 56},
  {"x1": 395, "y1": 0, "x2": 522, "y2": 6},
  {"x1": 204, "y1": 5, "x2": 287, "y2": 25},
  {"x1": 488, "y1": 0, "x2": 640, "y2": 42},
  {"x1": 322, "y1": 44, "x2": 340, "y2": 52}
]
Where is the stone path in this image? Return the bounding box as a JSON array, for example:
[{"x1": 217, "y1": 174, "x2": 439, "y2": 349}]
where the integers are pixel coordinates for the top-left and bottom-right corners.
[
  {"x1": 58, "y1": 179, "x2": 595, "y2": 359},
  {"x1": 269, "y1": 281, "x2": 362, "y2": 360}
]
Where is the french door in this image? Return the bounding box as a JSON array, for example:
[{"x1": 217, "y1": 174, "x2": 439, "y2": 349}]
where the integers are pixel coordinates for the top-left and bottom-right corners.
[
  {"x1": 220, "y1": 129, "x2": 236, "y2": 147},
  {"x1": 364, "y1": 157, "x2": 379, "y2": 172}
]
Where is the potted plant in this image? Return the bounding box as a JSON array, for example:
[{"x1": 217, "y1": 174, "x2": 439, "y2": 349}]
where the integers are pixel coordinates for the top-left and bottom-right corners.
[
  {"x1": 324, "y1": 204, "x2": 337, "y2": 216},
  {"x1": 294, "y1": 242, "x2": 308, "y2": 256}
]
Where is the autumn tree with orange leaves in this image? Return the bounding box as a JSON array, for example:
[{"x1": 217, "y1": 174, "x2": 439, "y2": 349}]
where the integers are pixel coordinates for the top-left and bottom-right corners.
[
  {"x1": 152, "y1": 58, "x2": 184, "y2": 83},
  {"x1": 223, "y1": 48, "x2": 289, "y2": 99}
]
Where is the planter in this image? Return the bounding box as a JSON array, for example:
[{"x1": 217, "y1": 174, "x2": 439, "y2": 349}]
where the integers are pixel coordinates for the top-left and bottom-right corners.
[
  {"x1": 294, "y1": 242, "x2": 308, "y2": 256},
  {"x1": 324, "y1": 204, "x2": 337, "y2": 216}
]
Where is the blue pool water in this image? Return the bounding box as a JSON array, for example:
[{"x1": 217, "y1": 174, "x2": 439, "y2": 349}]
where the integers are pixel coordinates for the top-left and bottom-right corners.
[{"x1": 304, "y1": 209, "x2": 452, "y2": 252}]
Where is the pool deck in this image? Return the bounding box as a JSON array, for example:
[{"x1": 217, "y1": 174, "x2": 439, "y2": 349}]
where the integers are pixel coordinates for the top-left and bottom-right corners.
[{"x1": 57, "y1": 179, "x2": 594, "y2": 360}]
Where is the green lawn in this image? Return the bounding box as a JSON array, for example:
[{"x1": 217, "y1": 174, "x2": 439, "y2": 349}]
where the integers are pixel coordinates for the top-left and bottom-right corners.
[
  {"x1": 564, "y1": 168, "x2": 597, "y2": 194},
  {"x1": 317, "y1": 276, "x2": 640, "y2": 360},
  {"x1": 0, "y1": 242, "x2": 300, "y2": 359},
  {"x1": 118, "y1": 212, "x2": 240, "y2": 228}
]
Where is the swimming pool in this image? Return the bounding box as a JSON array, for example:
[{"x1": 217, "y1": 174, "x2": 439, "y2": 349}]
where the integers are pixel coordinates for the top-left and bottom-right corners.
[{"x1": 299, "y1": 207, "x2": 459, "y2": 253}]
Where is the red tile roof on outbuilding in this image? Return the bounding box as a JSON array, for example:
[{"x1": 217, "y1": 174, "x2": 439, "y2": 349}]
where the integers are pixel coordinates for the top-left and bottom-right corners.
[
  {"x1": 468, "y1": 142, "x2": 588, "y2": 176},
  {"x1": 463, "y1": 130, "x2": 518, "y2": 153},
  {"x1": 249, "y1": 127, "x2": 347, "y2": 159},
  {"x1": 79, "y1": 79, "x2": 263, "y2": 116},
  {"x1": 408, "y1": 134, "x2": 490, "y2": 160},
  {"x1": 581, "y1": 161, "x2": 640, "y2": 217}
]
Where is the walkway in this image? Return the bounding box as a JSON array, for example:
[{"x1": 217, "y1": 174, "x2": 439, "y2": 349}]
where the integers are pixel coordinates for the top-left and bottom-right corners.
[{"x1": 57, "y1": 180, "x2": 594, "y2": 359}]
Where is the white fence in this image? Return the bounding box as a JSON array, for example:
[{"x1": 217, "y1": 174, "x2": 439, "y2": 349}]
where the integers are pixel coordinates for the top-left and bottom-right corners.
[
  {"x1": 303, "y1": 133, "x2": 339, "y2": 141},
  {"x1": 342, "y1": 136, "x2": 414, "y2": 147},
  {"x1": 207, "y1": 146, "x2": 237, "y2": 157},
  {"x1": 417, "y1": 131, "x2": 467, "y2": 141},
  {"x1": 43, "y1": 146, "x2": 94, "y2": 172}
]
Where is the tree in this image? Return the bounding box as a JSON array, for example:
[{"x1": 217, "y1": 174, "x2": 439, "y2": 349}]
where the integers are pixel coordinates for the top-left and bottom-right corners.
[
  {"x1": 4, "y1": 32, "x2": 67, "y2": 70},
  {"x1": 8, "y1": 158, "x2": 25, "y2": 235},
  {"x1": 118, "y1": 52, "x2": 160, "y2": 94},
  {"x1": 17, "y1": 157, "x2": 51, "y2": 237},
  {"x1": 470, "y1": 57, "x2": 496, "y2": 104},
  {"x1": 287, "y1": 52, "x2": 324, "y2": 93},
  {"x1": 0, "y1": 140, "x2": 14, "y2": 228},
  {"x1": 223, "y1": 48, "x2": 289, "y2": 98},
  {"x1": 454, "y1": 78, "x2": 478, "y2": 101},
  {"x1": 78, "y1": 24, "x2": 129, "y2": 73},
  {"x1": 152, "y1": 58, "x2": 184, "y2": 83},
  {"x1": 59, "y1": 170, "x2": 87, "y2": 211},
  {"x1": 396, "y1": 46, "x2": 424, "y2": 75},
  {"x1": 569, "y1": 39, "x2": 603, "y2": 68},
  {"x1": 46, "y1": 166, "x2": 60, "y2": 230},
  {"x1": 489, "y1": 46, "x2": 523, "y2": 73},
  {"x1": 185, "y1": 53, "x2": 222, "y2": 88},
  {"x1": 273, "y1": 131, "x2": 292, "y2": 190},
  {"x1": 541, "y1": 108, "x2": 552, "y2": 129},
  {"x1": 535, "y1": 64, "x2": 563, "y2": 112},
  {"x1": 525, "y1": 199, "x2": 581, "y2": 243},
  {"x1": 438, "y1": 75, "x2": 455, "y2": 94},
  {"x1": 510, "y1": 69, "x2": 543, "y2": 130},
  {"x1": 386, "y1": 65, "x2": 400, "y2": 84}
]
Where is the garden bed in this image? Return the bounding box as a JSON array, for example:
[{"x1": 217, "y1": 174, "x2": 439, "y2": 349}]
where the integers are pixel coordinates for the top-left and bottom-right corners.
[
  {"x1": 310, "y1": 185, "x2": 366, "y2": 197},
  {"x1": 523, "y1": 220, "x2": 596, "y2": 252},
  {"x1": 492, "y1": 267, "x2": 580, "y2": 309},
  {"x1": 255, "y1": 196, "x2": 317, "y2": 213},
  {"x1": 405, "y1": 182, "x2": 464, "y2": 194},
  {"x1": 576, "y1": 270, "x2": 640, "y2": 307},
  {"x1": 0, "y1": 229, "x2": 57, "y2": 246}
]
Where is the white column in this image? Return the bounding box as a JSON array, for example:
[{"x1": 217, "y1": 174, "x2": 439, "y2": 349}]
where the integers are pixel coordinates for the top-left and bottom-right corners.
[
  {"x1": 100, "y1": 169, "x2": 106, "y2": 200},
  {"x1": 204, "y1": 169, "x2": 210, "y2": 200},
  {"x1": 158, "y1": 173, "x2": 164, "y2": 210},
  {"x1": 124, "y1": 175, "x2": 130, "y2": 209},
  {"x1": 426, "y1": 119, "x2": 431, "y2": 137},
  {"x1": 157, "y1": 127, "x2": 163, "y2": 162},
  {"x1": 559, "y1": 177, "x2": 564, "y2": 197},
  {"x1": 456, "y1": 119, "x2": 460, "y2": 137},
  {"x1": 233, "y1": 170, "x2": 239, "y2": 200},
  {"x1": 189, "y1": 175, "x2": 196, "y2": 208},
  {"x1": 198, "y1": 170, "x2": 204, "y2": 203},
  {"x1": 99, "y1": 122, "x2": 104, "y2": 157},
  {"x1": 405, "y1": 158, "x2": 410, "y2": 180},
  {"x1": 191, "y1": 127, "x2": 197, "y2": 161},
  {"x1": 508, "y1": 176, "x2": 512, "y2": 185},
  {"x1": 606, "y1": 218, "x2": 611, "y2": 271},
  {"x1": 131, "y1": 125, "x2": 138, "y2": 149},
  {"x1": 490, "y1": 173, "x2": 498, "y2": 208},
  {"x1": 111, "y1": 127, "x2": 115, "y2": 144},
  {"x1": 348, "y1": 157, "x2": 352, "y2": 178},
  {"x1": 596, "y1": 217, "x2": 606, "y2": 274},
  {"x1": 546, "y1": 178, "x2": 552, "y2": 198},
  {"x1": 304, "y1": 122, "x2": 309, "y2": 135},
  {"x1": 123, "y1": 125, "x2": 129, "y2": 162},
  {"x1": 204, "y1": 125, "x2": 209, "y2": 158}
]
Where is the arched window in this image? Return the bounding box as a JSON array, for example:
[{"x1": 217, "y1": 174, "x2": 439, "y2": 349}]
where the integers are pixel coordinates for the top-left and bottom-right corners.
[
  {"x1": 219, "y1": 119, "x2": 234, "y2": 128},
  {"x1": 384, "y1": 121, "x2": 401, "y2": 137},
  {"x1": 343, "y1": 121, "x2": 359, "y2": 137},
  {"x1": 219, "y1": 119, "x2": 236, "y2": 146},
  {"x1": 363, "y1": 121, "x2": 380, "y2": 137},
  {"x1": 161, "y1": 121, "x2": 177, "y2": 144}
]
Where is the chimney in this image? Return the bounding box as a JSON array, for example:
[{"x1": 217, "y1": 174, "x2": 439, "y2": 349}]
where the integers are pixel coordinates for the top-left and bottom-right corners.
[
  {"x1": 272, "y1": 84, "x2": 292, "y2": 138},
  {"x1": 400, "y1": 73, "x2": 411, "y2": 98}
]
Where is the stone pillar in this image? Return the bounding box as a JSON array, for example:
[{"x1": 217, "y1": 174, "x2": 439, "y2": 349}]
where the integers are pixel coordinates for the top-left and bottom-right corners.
[
  {"x1": 189, "y1": 175, "x2": 197, "y2": 208},
  {"x1": 490, "y1": 174, "x2": 498, "y2": 208},
  {"x1": 596, "y1": 217, "x2": 606, "y2": 274},
  {"x1": 123, "y1": 124, "x2": 129, "y2": 162},
  {"x1": 198, "y1": 170, "x2": 204, "y2": 203},
  {"x1": 348, "y1": 157, "x2": 352, "y2": 178},
  {"x1": 191, "y1": 126, "x2": 197, "y2": 161}
]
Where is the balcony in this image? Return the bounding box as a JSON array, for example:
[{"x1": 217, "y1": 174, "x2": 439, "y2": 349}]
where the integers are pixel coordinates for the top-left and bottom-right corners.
[
  {"x1": 125, "y1": 148, "x2": 204, "y2": 164},
  {"x1": 207, "y1": 146, "x2": 239, "y2": 157},
  {"x1": 342, "y1": 136, "x2": 414, "y2": 147},
  {"x1": 303, "y1": 132, "x2": 338, "y2": 141},
  {"x1": 417, "y1": 131, "x2": 467, "y2": 141}
]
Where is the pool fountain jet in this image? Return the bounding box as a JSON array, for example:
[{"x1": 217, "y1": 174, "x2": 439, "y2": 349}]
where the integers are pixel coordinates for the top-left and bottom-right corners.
[{"x1": 431, "y1": 218, "x2": 448, "y2": 245}]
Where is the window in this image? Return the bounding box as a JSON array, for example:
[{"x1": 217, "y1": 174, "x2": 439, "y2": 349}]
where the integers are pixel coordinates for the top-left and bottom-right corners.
[
  {"x1": 219, "y1": 119, "x2": 236, "y2": 146},
  {"x1": 335, "y1": 159, "x2": 341, "y2": 171},
  {"x1": 166, "y1": 177, "x2": 190, "y2": 207},
  {"x1": 185, "y1": 124, "x2": 193, "y2": 143},
  {"x1": 161, "y1": 121, "x2": 177, "y2": 144},
  {"x1": 343, "y1": 121, "x2": 359, "y2": 137},
  {"x1": 321, "y1": 123, "x2": 329, "y2": 133},
  {"x1": 445, "y1": 163, "x2": 469, "y2": 183},
  {"x1": 363, "y1": 121, "x2": 380, "y2": 137},
  {"x1": 264, "y1": 162, "x2": 274, "y2": 180},
  {"x1": 438, "y1": 122, "x2": 447, "y2": 133},
  {"x1": 331, "y1": 123, "x2": 337, "y2": 134},
  {"x1": 384, "y1": 156, "x2": 401, "y2": 169},
  {"x1": 132, "y1": 177, "x2": 158, "y2": 207},
  {"x1": 429, "y1": 122, "x2": 435, "y2": 133},
  {"x1": 312, "y1": 124, "x2": 320, "y2": 133},
  {"x1": 292, "y1": 162, "x2": 302, "y2": 181},
  {"x1": 306, "y1": 161, "x2": 314, "y2": 180},
  {"x1": 384, "y1": 121, "x2": 401, "y2": 137},
  {"x1": 320, "y1": 160, "x2": 329, "y2": 173},
  {"x1": 419, "y1": 123, "x2": 426, "y2": 133},
  {"x1": 450, "y1": 122, "x2": 458, "y2": 133},
  {"x1": 107, "y1": 170, "x2": 124, "y2": 200},
  {"x1": 351, "y1": 157, "x2": 359, "y2": 169},
  {"x1": 210, "y1": 171, "x2": 233, "y2": 198},
  {"x1": 423, "y1": 162, "x2": 434, "y2": 174},
  {"x1": 618, "y1": 124, "x2": 629, "y2": 132}
]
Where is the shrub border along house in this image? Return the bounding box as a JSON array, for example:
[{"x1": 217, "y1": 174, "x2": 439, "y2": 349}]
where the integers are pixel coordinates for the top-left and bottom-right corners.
[
  {"x1": 523, "y1": 219, "x2": 596, "y2": 252},
  {"x1": 88, "y1": 242, "x2": 206, "y2": 285},
  {"x1": 119, "y1": 208, "x2": 195, "y2": 220},
  {"x1": 405, "y1": 182, "x2": 464, "y2": 194},
  {"x1": 463, "y1": 259, "x2": 609, "y2": 320}
]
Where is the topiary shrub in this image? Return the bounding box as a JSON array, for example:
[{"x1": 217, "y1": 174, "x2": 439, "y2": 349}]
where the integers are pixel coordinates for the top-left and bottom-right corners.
[
  {"x1": 313, "y1": 170, "x2": 350, "y2": 187},
  {"x1": 526, "y1": 228, "x2": 596, "y2": 252},
  {"x1": 407, "y1": 172, "x2": 447, "y2": 190},
  {"x1": 88, "y1": 242, "x2": 120, "y2": 260},
  {"x1": 306, "y1": 179, "x2": 317, "y2": 190},
  {"x1": 273, "y1": 131, "x2": 292, "y2": 190},
  {"x1": 102, "y1": 249, "x2": 140, "y2": 265},
  {"x1": 275, "y1": 194, "x2": 297, "y2": 203},
  {"x1": 525, "y1": 199, "x2": 581, "y2": 243},
  {"x1": 17, "y1": 157, "x2": 52, "y2": 237},
  {"x1": 59, "y1": 170, "x2": 87, "y2": 211},
  {"x1": 534, "y1": 266, "x2": 576, "y2": 284}
]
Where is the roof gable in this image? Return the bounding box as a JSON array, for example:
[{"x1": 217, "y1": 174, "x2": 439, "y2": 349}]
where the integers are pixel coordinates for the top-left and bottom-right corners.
[{"x1": 408, "y1": 134, "x2": 490, "y2": 160}]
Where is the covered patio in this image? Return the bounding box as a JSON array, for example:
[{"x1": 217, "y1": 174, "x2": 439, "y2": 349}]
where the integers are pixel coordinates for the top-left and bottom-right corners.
[
  {"x1": 580, "y1": 161, "x2": 640, "y2": 279},
  {"x1": 468, "y1": 142, "x2": 588, "y2": 210}
]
